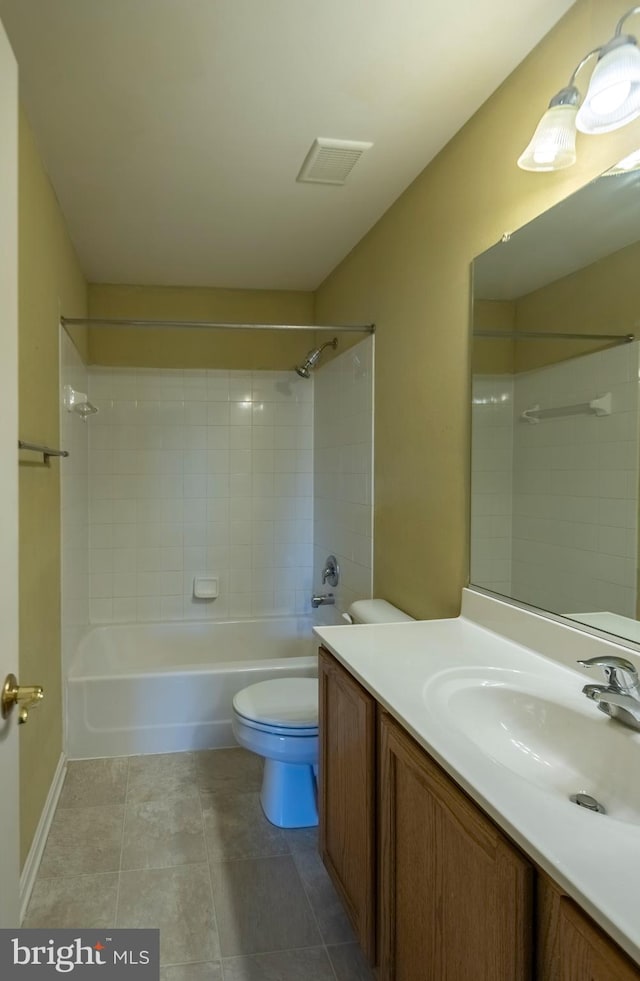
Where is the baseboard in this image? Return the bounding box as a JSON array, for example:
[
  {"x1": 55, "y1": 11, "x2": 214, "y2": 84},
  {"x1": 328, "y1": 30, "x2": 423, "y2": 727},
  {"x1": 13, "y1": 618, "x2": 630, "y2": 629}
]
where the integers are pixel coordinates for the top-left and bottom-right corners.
[{"x1": 19, "y1": 752, "x2": 67, "y2": 923}]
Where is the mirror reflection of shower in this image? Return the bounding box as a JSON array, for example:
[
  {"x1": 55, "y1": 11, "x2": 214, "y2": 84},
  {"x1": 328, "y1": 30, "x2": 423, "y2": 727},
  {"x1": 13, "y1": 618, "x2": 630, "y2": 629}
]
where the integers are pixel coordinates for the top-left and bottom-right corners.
[{"x1": 295, "y1": 337, "x2": 338, "y2": 378}]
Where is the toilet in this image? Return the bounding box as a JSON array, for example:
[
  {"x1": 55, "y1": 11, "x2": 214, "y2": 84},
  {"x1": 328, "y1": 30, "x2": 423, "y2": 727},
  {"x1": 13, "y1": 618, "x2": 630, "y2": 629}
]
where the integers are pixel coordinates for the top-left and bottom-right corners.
[{"x1": 232, "y1": 598, "x2": 413, "y2": 828}]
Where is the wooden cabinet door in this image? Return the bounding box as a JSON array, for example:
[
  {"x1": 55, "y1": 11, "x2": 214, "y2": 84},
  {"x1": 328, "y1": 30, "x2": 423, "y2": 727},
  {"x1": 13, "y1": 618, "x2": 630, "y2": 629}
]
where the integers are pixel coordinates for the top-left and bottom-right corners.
[
  {"x1": 318, "y1": 646, "x2": 377, "y2": 962},
  {"x1": 538, "y1": 873, "x2": 640, "y2": 980},
  {"x1": 378, "y1": 711, "x2": 533, "y2": 981}
]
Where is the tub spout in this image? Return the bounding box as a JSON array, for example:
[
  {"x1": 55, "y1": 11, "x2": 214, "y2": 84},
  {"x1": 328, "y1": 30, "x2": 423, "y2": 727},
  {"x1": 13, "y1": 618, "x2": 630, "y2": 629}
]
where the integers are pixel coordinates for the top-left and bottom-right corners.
[{"x1": 311, "y1": 593, "x2": 335, "y2": 609}]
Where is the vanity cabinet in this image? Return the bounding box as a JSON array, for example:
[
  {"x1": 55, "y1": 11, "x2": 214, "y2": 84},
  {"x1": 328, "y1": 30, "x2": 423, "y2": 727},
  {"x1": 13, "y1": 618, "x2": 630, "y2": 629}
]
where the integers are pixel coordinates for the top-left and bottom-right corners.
[
  {"x1": 318, "y1": 646, "x2": 377, "y2": 962},
  {"x1": 318, "y1": 648, "x2": 640, "y2": 979},
  {"x1": 378, "y1": 710, "x2": 533, "y2": 980},
  {"x1": 537, "y1": 875, "x2": 640, "y2": 981}
]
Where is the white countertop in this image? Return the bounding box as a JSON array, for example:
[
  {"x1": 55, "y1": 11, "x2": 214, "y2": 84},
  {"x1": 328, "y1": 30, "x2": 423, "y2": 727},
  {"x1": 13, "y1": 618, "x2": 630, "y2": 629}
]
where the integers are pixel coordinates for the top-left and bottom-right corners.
[{"x1": 314, "y1": 591, "x2": 640, "y2": 966}]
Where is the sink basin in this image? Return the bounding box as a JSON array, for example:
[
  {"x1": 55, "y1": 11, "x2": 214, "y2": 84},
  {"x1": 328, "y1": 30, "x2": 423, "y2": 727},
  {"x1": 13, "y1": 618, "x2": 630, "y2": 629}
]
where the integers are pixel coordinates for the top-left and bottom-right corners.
[{"x1": 425, "y1": 667, "x2": 640, "y2": 824}]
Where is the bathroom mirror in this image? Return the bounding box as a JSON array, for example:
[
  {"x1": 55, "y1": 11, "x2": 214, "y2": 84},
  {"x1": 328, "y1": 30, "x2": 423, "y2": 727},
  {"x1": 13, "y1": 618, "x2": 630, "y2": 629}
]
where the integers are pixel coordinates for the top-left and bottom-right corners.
[{"x1": 470, "y1": 159, "x2": 640, "y2": 647}]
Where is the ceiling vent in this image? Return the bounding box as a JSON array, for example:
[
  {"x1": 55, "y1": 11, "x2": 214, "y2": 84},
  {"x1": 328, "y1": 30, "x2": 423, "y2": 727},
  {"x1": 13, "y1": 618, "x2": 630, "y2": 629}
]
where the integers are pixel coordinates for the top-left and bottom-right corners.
[{"x1": 297, "y1": 137, "x2": 373, "y2": 185}]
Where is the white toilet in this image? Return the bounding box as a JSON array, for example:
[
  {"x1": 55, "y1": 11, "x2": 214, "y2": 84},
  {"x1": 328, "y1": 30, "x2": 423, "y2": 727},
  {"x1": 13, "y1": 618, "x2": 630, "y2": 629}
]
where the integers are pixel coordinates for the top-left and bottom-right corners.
[{"x1": 232, "y1": 598, "x2": 413, "y2": 828}]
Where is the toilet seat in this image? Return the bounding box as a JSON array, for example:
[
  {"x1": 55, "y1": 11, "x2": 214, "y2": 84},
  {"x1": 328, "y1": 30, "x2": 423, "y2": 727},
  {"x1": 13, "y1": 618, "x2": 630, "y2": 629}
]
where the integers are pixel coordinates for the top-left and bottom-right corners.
[{"x1": 233, "y1": 678, "x2": 318, "y2": 733}]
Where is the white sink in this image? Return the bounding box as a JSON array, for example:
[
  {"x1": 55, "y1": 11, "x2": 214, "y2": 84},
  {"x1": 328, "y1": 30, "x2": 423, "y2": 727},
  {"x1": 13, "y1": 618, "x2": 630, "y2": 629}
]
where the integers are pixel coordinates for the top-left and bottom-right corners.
[{"x1": 424, "y1": 666, "x2": 640, "y2": 824}]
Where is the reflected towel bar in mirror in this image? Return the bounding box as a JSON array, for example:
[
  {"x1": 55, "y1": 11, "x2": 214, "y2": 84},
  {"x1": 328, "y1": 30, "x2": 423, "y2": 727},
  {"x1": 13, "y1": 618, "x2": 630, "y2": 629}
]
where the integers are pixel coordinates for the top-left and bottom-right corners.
[
  {"x1": 473, "y1": 330, "x2": 634, "y2": 343},
  {"x1": 521, "y1": 393, "x2": 612, "y2": 424},
  {"x1": 18, "y1": 440, "x2": 69, "y2": 464}
]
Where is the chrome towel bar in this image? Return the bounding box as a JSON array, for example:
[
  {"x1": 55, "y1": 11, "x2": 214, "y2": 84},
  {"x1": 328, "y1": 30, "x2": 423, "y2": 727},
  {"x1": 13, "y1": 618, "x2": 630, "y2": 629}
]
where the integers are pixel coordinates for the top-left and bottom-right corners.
[{"x1": 18, "y1": 440, "x2": 69, "y2": 464}]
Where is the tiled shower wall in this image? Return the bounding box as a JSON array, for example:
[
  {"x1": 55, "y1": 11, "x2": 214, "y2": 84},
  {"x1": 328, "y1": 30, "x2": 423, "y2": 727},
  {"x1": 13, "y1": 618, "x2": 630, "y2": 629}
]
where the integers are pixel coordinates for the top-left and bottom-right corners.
[
  {"x1": 60, "y1": 331, "x2": 90, "y2": 666},
  {"x1": 313, "y1": 337, "x2": 374, "y2": 616},
  {"x1": 86, "y1": 368, "x2": 313, "y2": 622},
  {"x1": 470, "y1": 376, "x2": 514, "y2": 596},
  {"x1": 511, "y1": 342, "x2": 640, "y2": 617}
]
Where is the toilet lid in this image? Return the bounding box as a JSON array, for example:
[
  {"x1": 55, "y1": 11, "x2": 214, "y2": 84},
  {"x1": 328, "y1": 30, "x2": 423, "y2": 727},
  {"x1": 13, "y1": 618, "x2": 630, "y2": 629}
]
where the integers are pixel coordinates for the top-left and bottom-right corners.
[{"x1": 233, "y1": 678, "x2": 318, "y2": 729}]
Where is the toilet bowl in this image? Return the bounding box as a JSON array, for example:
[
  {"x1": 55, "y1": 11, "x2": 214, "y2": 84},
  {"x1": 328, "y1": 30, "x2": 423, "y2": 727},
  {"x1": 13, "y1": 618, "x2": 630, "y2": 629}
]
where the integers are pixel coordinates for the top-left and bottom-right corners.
[
  {"x1": 232, "y1": 677, "x2": 319, "y2": 828},
  {"x1": 232, "y1": 599, "x2": 414, "y2": 828}
]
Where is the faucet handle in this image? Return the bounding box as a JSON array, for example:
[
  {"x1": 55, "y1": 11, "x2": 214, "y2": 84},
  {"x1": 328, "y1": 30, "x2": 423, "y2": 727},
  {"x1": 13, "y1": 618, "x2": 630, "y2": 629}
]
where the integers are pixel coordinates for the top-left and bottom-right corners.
[{"x1": 577, "y1": 655, "x2": 640, "y2": 693}]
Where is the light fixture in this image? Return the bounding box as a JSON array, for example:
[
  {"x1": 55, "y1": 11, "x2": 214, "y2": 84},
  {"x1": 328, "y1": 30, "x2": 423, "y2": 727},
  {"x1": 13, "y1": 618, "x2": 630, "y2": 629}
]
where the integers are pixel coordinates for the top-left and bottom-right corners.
[
  {"x1": 518, "y1": 6, "x2": 640, "y2": 172},
  {"x1": 517, "y1": 86, "x2": 579, "y2": 171},
  {"x1": 577, "y1": 8, "x2": 640, "y2": 133}
]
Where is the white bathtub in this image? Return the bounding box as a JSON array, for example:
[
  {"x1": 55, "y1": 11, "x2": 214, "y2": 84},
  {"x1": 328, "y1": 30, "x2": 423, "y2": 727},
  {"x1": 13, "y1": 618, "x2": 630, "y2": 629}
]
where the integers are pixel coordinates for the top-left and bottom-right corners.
[{"x1": 67, "y1": 617, "x2": 318, "y2": 759}]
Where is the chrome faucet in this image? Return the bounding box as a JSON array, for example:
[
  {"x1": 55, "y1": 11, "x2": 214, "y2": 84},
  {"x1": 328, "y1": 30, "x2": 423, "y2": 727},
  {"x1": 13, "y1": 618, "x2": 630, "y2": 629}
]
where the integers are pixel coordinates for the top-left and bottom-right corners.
[
  {"x1": 312, "y1": 593, "x2": 335, "y2": 609},
  {"x1": 578, "y1": 655, "x2": 640, "y2": 732}
]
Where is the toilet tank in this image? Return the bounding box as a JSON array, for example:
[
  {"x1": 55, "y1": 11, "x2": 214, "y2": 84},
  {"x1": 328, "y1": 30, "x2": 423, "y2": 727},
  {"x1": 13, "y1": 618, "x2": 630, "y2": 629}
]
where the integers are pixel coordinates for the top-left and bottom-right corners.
[{"x1": 346, "y1": 599, "x2": 413, "y2": 624}]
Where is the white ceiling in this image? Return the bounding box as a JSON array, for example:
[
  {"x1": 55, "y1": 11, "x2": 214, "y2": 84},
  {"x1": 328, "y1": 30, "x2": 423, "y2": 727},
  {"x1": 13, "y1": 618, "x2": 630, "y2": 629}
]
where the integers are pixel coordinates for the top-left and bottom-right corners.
[{"x1": 0, "y1": 0, "x2": 574, "y2": 291}]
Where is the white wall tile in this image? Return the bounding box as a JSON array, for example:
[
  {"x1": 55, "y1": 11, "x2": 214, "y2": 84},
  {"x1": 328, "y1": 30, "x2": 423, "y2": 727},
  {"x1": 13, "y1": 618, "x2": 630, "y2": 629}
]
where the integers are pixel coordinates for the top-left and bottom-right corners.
[
  {"x1": 61, "y1": 331, "x2": 90, "y2": 677},
  {"x1": 87, "y1": 366, "x2": 315, "y2": 623},
  {"x1": 312, "y1": 338, "x2": 374, "y2": 617}
]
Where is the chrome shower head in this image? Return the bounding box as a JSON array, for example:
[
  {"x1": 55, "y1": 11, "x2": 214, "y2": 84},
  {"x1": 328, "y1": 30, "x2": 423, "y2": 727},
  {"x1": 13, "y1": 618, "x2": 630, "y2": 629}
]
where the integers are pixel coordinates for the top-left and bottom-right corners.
[{"x1": 294, "y1": 337, "x2": 338, "y2": 378}]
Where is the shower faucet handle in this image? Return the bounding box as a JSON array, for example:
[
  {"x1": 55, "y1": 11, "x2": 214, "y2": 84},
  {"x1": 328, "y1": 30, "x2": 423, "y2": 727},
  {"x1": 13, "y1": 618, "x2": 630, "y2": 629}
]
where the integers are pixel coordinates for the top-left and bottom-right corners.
[{"x1": 321, "y1": 555, "x2": 340, "y2": 587}]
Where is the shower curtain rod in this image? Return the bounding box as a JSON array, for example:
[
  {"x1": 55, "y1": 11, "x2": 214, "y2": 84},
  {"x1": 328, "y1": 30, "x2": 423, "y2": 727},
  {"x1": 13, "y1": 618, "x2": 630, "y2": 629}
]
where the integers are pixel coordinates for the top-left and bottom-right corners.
[
  {"x1": 61, "y1": 317, "x2": 375, "y2": 334},
  {"x1": 474, "y1": 329, "x2": 634, "y2": 343}
]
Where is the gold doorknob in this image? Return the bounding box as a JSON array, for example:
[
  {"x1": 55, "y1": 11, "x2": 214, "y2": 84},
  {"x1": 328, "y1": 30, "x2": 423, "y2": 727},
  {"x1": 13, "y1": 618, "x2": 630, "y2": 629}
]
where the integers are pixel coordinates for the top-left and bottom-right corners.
[{"x1": 1, "y1": 673, "x2": 44, "y2": 724}]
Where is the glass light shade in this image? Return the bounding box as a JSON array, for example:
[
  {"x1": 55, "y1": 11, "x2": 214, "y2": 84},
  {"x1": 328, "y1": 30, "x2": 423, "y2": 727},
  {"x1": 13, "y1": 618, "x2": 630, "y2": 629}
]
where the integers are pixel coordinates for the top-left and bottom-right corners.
[
  {"x1": 517, "y1": 104, "x2": 578, "y2": 172},
  {"x1": 576, "y1": 40, "x2": 640, "y2": 133}
]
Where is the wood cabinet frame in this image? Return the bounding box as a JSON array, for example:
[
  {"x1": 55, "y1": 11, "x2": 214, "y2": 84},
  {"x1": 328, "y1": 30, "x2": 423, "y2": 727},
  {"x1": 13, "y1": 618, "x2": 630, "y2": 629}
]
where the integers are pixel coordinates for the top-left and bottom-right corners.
[{"x1": 318, "y1": 646, "x2": 377, "y2": 961}]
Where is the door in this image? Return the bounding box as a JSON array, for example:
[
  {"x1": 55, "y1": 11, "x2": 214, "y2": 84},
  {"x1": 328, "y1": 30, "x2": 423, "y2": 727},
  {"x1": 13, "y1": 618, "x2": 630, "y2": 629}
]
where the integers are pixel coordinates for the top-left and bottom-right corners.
[{"x1": 0, "y1": 14, "x2": 20, "y2": 928}]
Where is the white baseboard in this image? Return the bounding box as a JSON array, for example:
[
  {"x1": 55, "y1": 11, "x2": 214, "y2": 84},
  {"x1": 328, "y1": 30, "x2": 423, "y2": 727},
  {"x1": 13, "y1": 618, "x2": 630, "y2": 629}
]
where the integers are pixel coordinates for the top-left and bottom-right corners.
[{"x1": 20, "y1": 752, "x2": 67, "y2": 924}]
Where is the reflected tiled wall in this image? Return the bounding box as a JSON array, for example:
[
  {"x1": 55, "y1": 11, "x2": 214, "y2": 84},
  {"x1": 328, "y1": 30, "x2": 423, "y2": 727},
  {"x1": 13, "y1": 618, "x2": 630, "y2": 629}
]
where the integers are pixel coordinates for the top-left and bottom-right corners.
[
  {"x1": 87, "y1": 368, "x2": 313, "y2": 622},
  {"x1": 511, "y1": 343, "x2": 640, "y2": 617},
  {"x1": 470, "y1": 376, "x2": 514, "y2": 595},
  {"x1": 472, "y1": 344, "x2": 640, "y2": 618},
  {"x1": 60, "y1": 332, "x2": 90, "y2": 668},
  {"x1": 313, "y1": 337, "x2": 374, "y2": 616}
]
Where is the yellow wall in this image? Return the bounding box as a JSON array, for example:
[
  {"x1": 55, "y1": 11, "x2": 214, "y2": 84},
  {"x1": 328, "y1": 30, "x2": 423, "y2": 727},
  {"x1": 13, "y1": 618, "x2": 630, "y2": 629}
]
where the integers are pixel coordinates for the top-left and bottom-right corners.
[
  {"x1": 87, "y1": 284, "x2": 315, "y2": 369},
  {"x1": 18, "y1": 108, "x2": 87, "y2": 867},
  {"x1": 514, "y1": 237, "x2": 640, "y2": 370},
  {"x1": 472, "y1": 299, "x2": 516, "y2": 374},
  {"x1": 315, "y1": 0, "x2": 640, "y2": 619}
]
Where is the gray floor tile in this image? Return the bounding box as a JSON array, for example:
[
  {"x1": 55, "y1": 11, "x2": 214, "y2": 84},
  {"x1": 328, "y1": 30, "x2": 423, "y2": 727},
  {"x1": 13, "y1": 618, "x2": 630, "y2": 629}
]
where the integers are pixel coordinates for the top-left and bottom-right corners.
[
  {"x1": 211, "y1": 855, "x2": 320, "y2": 957},
  {"x1": 222, "y1": 947, "x2": 335, "y2": 981},
  {"x1": 24, "y1": 872, "x2": 119, "y2": 928},
  {"x1": 195, "y1": 749, "x2": 263, "y2": 794},
  {"x1": 160, "y1": 964, "x2": 222, "y2": 981},
  {"x1": 127, "y1": 752, "x2": 200, "y2": 802},
  {"x1": 282, "y1": 826, "x2": 318, "y2": 854},
  {"x1": 202, "y1": 791, "x2": 289, "y2": 862},
  {"x1": 59, "y1": 758, "x2": 128, "y2": 808},
  {"x1": 38, "y1": 805, "x2": 124, "y2": 878},
  {"x1": 117, "y1": 864, "x2": 219, "y2": 966},
  {"x1": 326, "y1": 943, "x2": 375, "y2": 981},
  {"x1": 292, "y1": 847, "x2": 355, "y2": 945},
  {"x1": 122, "y1": 797, "x2": 206, "y2": 870}
]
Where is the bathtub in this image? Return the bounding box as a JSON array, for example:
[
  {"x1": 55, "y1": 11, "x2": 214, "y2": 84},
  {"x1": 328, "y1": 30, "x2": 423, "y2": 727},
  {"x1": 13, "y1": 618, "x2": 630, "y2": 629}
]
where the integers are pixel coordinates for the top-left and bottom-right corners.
[{"x1": 66, "y1": 617, "x2": 318, "y2": 760}]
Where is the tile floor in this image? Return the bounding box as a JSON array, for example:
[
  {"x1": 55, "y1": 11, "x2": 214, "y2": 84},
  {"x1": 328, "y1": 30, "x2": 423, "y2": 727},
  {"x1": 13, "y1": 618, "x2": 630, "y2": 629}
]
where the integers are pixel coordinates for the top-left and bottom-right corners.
[{"x1": 24, "y1": 748, "x2": 374, "y2": 981}]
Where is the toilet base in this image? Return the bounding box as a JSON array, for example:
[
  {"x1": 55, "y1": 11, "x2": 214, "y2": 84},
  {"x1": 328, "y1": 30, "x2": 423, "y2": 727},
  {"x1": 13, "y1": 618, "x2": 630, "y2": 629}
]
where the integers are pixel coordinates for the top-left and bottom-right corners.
[{"x1": 260, "y1": 758, "x2": 318, "y2": 828}]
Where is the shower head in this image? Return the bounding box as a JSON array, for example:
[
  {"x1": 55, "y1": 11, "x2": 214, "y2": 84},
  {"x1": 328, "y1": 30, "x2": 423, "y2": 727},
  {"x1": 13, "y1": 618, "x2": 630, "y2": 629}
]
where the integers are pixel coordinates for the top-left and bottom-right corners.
[{"x1": 294, "y1": 337, "x2": 338, "y2": 378}]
